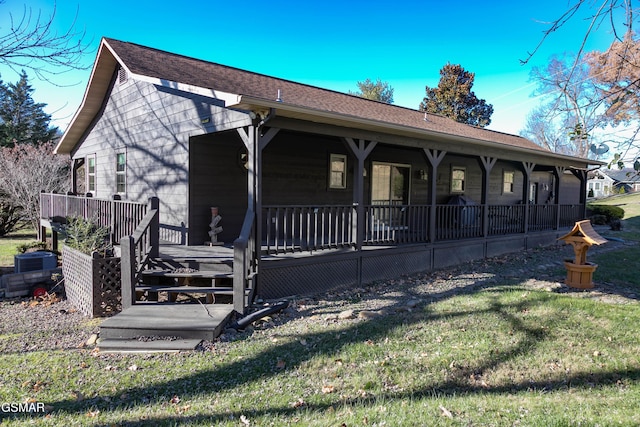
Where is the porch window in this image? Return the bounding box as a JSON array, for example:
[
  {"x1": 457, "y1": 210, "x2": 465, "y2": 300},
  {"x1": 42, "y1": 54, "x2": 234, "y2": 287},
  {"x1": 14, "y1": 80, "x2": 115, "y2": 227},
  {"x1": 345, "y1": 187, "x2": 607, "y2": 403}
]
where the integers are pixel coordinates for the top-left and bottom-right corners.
[
  {"x1": 329, "y1": 154, "x2": 347, "y2": 189},
  {"x1": 371, "y1": 162, "x2": 410, "y2": 205},
  {"x1": 116, "y1": 152, "x2": 126, "y2": 193},
  {"x1": 503, "y1": 170, "x2": 514, "y2": 193},
  {"x1": 87, "y1": 155, "x2": 96, "y2": 193},
  {"x1": 451, "y1": 166, "x2": 466, "y2": 193}
]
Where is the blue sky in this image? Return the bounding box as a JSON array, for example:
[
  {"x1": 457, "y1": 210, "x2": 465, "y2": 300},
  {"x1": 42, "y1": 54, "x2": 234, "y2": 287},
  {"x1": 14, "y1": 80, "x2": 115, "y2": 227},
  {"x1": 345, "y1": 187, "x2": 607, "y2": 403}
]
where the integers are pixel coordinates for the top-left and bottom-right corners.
[{"x1": 0, "y1": 0, "x2": 619, "y2": 135}]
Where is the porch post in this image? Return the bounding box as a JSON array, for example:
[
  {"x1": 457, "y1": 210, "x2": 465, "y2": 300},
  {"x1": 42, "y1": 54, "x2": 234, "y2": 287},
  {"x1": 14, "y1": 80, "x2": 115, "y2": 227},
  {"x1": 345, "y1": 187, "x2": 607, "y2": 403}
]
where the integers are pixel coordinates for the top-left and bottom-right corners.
[
  {"x1": 344, "y1": 138, "x2": 377, "y2": 250},
  {"x1": 570, "y1": 168, "x2": 588, "y2": 218},
  {"x1": 256, "y1": 126, "x2": 280, "y2": 258},
  {"x1": 521, "y1": 162, "x2": 535, "y2": 234},
  {"x1": 424, "y1": 149, "x2": 446, "y2": 242},
  {"x1": 480, "y1": 156, "x2": 497, "y2": 237},
  {"x1": 554, "y1": 166, "x2": 565, "y2": 229}
]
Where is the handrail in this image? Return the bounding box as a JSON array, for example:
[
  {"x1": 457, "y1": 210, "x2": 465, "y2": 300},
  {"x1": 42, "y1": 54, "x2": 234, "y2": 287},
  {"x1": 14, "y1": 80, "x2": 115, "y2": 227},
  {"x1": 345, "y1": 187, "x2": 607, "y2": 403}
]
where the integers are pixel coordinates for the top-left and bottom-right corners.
[
  {"x1": 39, "y1": 192, "x2": 147, "y2": 244},
  {"x1": 120, "y1": 197, "x2": 159, "y2": 309},
  {"x1": 233, "y1": 209, "x2": 256, "y2": 314}
]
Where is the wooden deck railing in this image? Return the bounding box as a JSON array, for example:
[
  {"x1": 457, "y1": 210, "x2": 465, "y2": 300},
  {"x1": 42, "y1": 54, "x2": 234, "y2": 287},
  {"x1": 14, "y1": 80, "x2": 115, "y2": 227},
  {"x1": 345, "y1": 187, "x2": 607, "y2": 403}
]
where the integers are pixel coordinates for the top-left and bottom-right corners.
[
  {"x1": 364, "y1": 205, "x2": 430, "y2": 244},
  {"x1": 262, "y1": 203, "x2": 586, "y2": 253},
  {"x1": 233, "y1": 209, "x2": 257, "y2": 314},
  {"x1": 40, "y1": 193, "x2": 147, "y2": 244},
  {"x1": 488, "y1": 204, "x2": 525, "y2": 235},
  {"x1": 435, "y1": 204, "x2": 484, "y2": 240},
  {"x1": 263, "y1": 205, "x2": 355, "y2": 253},
  {"x1": 120, "y1": 197, "x2": 160, "y2": 309}
]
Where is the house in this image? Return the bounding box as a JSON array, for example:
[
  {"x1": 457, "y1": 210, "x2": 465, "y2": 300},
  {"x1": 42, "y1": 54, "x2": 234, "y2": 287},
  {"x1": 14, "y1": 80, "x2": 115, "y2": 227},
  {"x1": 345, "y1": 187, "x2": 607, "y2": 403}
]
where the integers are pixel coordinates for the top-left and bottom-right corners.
[
  {"x1": 587, "y1": 169, "x2": 615, "y2": 198},
  {"x1": 604, "y1": 168, "x2": 640, "y2": 194},
  {"x1": 45, "y1": 38, "x2": 600, "y2": 322}
]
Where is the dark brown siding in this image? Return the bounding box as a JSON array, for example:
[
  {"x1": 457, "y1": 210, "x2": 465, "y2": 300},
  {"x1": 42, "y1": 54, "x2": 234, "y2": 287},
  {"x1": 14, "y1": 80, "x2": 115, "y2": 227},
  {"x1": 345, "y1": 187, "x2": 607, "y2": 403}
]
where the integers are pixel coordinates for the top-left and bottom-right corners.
[{"x1": 189, "y1": 132, "x2": 248, "y2": 245}]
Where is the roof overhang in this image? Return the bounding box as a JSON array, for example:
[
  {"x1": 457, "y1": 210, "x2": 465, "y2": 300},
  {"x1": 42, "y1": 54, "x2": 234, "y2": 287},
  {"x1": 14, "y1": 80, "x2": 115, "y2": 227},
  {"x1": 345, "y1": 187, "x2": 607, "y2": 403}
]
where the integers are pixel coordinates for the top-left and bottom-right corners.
[
  {"x1": 54, "y1": 40, "x2": 121, "y2": 155},
  {"x1": 229, "y1": 95, "x2": 605, "y2": 167}
]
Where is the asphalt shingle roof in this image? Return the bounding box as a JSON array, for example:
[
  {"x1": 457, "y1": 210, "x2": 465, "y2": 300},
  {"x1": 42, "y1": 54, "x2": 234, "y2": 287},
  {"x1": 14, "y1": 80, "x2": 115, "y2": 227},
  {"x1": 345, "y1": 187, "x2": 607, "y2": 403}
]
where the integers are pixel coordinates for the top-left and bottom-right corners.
[{"x1": 105, "y1": 38, "x2": 550, "y2": 154}]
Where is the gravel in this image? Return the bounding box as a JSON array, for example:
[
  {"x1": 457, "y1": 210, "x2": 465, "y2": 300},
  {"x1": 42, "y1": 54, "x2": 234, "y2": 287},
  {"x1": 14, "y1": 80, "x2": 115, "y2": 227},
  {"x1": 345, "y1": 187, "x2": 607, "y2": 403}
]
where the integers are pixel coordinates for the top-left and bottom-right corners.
[{"x1": 1, "y1": 233, "x2": 635, "y2": 354}]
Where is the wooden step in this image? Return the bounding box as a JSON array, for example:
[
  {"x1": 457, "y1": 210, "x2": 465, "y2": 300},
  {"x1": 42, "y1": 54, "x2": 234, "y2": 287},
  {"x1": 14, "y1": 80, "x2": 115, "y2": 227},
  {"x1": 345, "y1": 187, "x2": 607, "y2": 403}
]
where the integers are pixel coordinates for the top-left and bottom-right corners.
[
  {"x1": 141, "y1": 270, "x2": 233, "y2": 279},
  {"x1": 97, "y1": 338, "x2": 202, "y2": 353},
  {"x1": 135, "y1": 285, "x2": 249, "y2": 296},
  {"x1": 99, "y1": 303, "x2": 234, "y2": 341}
]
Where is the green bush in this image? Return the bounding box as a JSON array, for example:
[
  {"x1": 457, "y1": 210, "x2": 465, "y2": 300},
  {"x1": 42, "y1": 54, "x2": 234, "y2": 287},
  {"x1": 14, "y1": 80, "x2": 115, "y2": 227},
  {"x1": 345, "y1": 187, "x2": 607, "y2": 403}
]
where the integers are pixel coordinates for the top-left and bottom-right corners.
[
  {"x1": 16, "y1": 240, "x2": 48, "y2": 253},
  {"x1": 63, "y1": 217, "x2": 111, "y2": 256},
  {"x1": 587, "y1": 204, "x2": 625, "y2": 223}
]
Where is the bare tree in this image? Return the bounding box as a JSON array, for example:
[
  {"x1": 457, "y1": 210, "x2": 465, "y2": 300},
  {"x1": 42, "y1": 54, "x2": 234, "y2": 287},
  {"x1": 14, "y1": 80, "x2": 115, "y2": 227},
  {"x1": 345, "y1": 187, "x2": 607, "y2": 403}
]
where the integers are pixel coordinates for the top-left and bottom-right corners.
[
  {"x1": 0, "y1": 142, "x2": 70, "y2": 232},
  {"x1": 521, "y1": 0, "x2": 640, "y2": 168},
  {"x1": 525, "y1": 53, "x2": 608, "y2": 158},
  {"x1": 0, "y1": 1, "x2": 91, "y2": 81}
]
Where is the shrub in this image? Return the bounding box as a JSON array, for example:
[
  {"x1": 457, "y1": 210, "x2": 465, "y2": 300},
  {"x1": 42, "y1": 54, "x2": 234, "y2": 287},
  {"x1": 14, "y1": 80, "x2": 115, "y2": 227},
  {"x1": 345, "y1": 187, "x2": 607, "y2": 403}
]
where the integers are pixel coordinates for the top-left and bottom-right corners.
[
  {"x1": 587, "y1": 204, "x2": 625, "y2": 223},
  {"x1": 16, "y1": 240, "x2": 48, "y2": 253},
  {"x1": 590, "y1": 214, "x2": 608, "y2": 225},
  {"x1": 63, "y1": 217, "x2": 111, "y2": 256}
]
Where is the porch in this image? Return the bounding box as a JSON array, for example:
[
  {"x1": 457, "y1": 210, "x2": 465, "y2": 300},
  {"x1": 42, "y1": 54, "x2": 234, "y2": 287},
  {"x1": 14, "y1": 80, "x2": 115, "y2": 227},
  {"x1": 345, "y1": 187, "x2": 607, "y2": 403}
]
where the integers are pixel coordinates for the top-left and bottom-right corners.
[{"x1": 39, "y1": 193, "x2": 583, "y2": 344}]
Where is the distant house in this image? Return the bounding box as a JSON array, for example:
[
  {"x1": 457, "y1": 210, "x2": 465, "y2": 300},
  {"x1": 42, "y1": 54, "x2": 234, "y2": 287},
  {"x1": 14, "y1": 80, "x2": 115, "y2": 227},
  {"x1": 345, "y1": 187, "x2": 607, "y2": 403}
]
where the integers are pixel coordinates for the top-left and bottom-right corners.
[
  {"x1": 587, "y1": 167, "x2": 640, "y2": 197},
  {"x1": 44, "y1": 38, "x2": 601, "y2": 308},
  {"x1": 587, "y1": 169, "x2": 614, "y2": 198},
  {"x1": 606, "y1": 168, "x2": 640, "y2": 193}
]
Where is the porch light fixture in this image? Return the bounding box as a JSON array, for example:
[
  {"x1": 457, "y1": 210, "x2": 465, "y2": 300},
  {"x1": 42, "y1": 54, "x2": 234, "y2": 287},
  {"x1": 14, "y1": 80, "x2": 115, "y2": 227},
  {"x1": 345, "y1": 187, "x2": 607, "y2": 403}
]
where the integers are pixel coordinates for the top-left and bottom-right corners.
[{"x1": 416, "y1": 169, "x2": 428, "y2": 181}]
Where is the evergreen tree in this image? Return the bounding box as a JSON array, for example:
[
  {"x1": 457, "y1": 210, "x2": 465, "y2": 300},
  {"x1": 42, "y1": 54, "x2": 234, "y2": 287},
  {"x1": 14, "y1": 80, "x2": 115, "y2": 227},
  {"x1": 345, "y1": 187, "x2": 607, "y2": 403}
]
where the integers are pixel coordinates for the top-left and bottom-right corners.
[
  {"x1": 0, "y1": 71, "x2": 58, "y2": 147},
  {"x1": 350, "y1": 78, "x2": 394, "y2": 103},
  {"x1": 419, "y1": 63, "x2": 493, "y2": 128}
]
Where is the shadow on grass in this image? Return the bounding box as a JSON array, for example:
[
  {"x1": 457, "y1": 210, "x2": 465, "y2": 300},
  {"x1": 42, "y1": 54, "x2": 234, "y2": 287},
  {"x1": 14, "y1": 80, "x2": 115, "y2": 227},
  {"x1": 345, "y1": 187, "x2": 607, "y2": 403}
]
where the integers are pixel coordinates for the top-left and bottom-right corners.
[{"x1": 6, "y1": 274, "x2": 639, "y2": 425}]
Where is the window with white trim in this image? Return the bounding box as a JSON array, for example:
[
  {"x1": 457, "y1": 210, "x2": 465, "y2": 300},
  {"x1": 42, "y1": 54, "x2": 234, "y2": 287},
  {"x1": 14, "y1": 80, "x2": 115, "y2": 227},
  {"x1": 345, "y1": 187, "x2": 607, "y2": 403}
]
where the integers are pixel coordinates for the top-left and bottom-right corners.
[
  {"x1": 116, "y1": 152, "x2": 126, "y2": 193},
  {"x1": 87, "y1": 155, "x2": 96, "y2": 193}
]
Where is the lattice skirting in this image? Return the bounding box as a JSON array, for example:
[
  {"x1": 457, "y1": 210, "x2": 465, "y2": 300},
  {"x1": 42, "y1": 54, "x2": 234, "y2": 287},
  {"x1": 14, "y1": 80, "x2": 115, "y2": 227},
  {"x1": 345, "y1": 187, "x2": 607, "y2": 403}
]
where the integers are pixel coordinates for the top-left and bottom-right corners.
[{"x1": 61, "y1": 245, "x2": 121, "y2": 317}]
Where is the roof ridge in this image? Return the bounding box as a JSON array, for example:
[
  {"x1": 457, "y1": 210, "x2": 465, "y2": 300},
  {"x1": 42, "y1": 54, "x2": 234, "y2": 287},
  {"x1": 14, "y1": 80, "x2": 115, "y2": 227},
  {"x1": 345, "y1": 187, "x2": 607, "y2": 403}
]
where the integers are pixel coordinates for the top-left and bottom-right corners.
[{"x1": 102, "y1": 37, "x2": 501, "y2": 130}]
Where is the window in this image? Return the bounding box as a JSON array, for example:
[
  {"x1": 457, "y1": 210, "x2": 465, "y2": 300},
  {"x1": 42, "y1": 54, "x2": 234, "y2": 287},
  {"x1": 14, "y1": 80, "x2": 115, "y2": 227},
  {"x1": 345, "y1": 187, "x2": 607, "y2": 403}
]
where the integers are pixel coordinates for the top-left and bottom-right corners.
[
  {"x1": 116, "y1": 152, "x2": 126, "y2": 193},
  {"x1": 329, "y1": 154, "x2": 347, "y2": 189},
  {"x1": 371, "y1": 162, "x2": 410, "y2": 205},
  {"x1": 503, "y1": 170, "x2": 514, "y2": 193},
  {"x1": 87, "y1": 155, "x2": 96, "y2": 193},
  {"x1": 451, "y1": 167, "x2": 466, "y2": 193}
]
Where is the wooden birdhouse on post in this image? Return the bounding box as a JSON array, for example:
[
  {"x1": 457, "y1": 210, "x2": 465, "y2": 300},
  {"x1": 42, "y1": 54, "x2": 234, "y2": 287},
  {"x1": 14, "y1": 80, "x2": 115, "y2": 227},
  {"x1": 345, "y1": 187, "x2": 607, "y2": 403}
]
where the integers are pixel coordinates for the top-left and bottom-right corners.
[{"x1": 558, "y1": 220, "x2": 607, "y2": 289}]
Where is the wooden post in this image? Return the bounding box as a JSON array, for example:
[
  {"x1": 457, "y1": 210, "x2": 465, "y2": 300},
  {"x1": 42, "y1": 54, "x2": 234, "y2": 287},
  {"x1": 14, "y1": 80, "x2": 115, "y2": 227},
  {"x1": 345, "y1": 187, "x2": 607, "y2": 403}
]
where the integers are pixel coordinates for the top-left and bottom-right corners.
[
  {"x1": 480, "y1": 156, "x2": 497, "y2": 237},
  {"x1": 570, "y1": 168, "x2": 588, "y2": 219},
  {"x1": 120, "y1": 235, "x2": 136, "y2": 310},
  {"x1": 424, "y1": 149, "x2": 446, "y2": 242},
  {"x1": 554, "y1": 166, "x2": 565, "y2": 229},
  {"x1": 345, "y1": 138, "x2": 377, "y2": 251},
  {"x1": 148, "y1": 196, "x2": 160, "y2": 258},
  {"x1": 522, "y1": 162, "x2": 535, "y2": 234},
  {"x1": 233, "y1": 236, "x2": 248, "y2": 314}
]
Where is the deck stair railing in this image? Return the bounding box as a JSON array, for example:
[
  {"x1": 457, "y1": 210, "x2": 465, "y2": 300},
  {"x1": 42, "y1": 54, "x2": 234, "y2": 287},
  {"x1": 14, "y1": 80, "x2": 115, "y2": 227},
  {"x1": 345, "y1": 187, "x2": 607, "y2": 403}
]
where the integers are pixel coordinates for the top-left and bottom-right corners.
[
  {"x1": 120, "y1": 197, "x2": 160, "y2": 309},
  {"x1": 233, "y1": 209, "x2": 258, "y2": 313}
]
